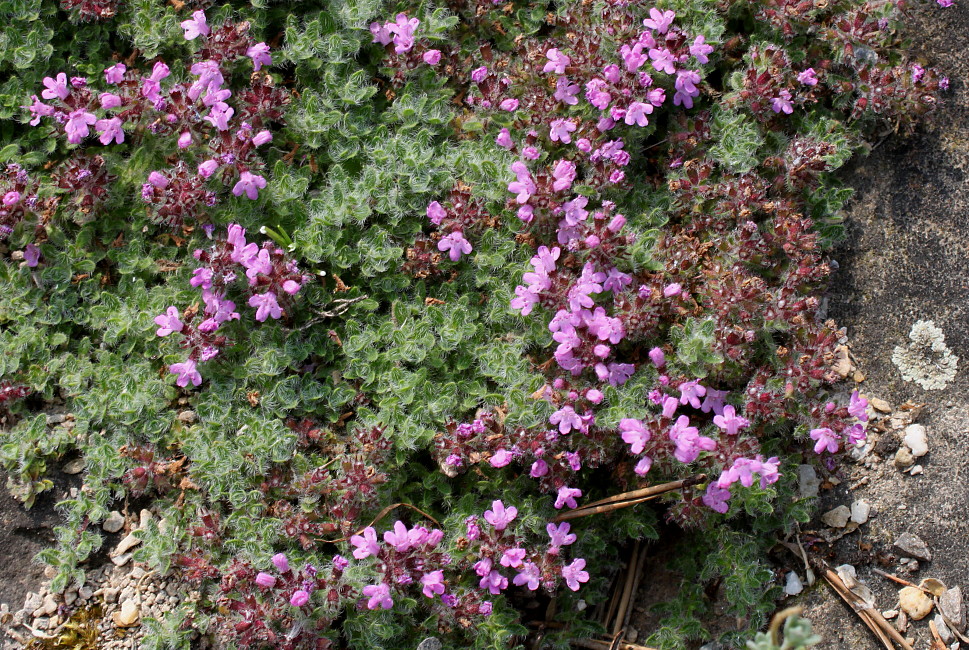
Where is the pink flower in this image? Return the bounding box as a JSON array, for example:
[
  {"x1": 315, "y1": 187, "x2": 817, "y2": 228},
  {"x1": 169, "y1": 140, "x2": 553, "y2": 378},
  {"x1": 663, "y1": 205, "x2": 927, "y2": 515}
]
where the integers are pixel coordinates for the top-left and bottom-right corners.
[
  {"x1": 648, "y1": 347, "x2": 665, "y2": 367},
  {"x1": 713, "y1": 405, "x2": 749, "y2": 436},
  {"x1": 104, "y1": 63, "x2": 126, "y2": 85},
  {"x1": 350, "y1": 527, "x2": 380, "y2": 559},
  {"x1": 3, "y1": 191, "x2": 20, "y2": 206},
  {"x1": 797, "y1": 68, "x2": 818, "y2": 86},
  {"x1": 24, "y1": 244, "x2": 40, "y2": 268},
  {"x1": 383, "y1": 520, "x2": 412, "y2": 552},
  {"x1": 586, "y1": 389, "x2": 603, "y2": 404},
  {"x1": 254, "y1": 572, "x2": 276, "y2": 588},
  {"x1": 543, "y1": 48, "x2": 570, "y2": 75},
  {"x1": 388, "y1": 13, "x2": 420, "y2": 53},
  {"x1": 554, "y1": 485, "x2": 582, "y2": 509},
  {"x1": 232, "y1": 172, "x2": 267, "y2": 200},
  {"x1": 99, "y1": 93, "x2": 122, "y2": 109},
  {"x1": 272, "y1": 553, "x2": 290, "y2": 572},
  {"x1": 198, "y1": 160, "x2": 219, "y2": 178},
  {"x1": 938, "y1": 0, "x2": 953, "y2": 6},
  {"x1": 561, "y1": 558, "x2": 589, "y2": 591},
  {"x1": 282, "y1": 280, "x2": 301, "y2": 295},
  {"x1": 619, "y1": 418, "x2": 650, "y2": 454},
  {"x1": 547, "y1": 522, "x2": 577, "y2": 547},
  {"x1": 64, "y1": 110, "x2": 97, "y2": 144},
  {"x1": 662, "y1": 396, "x2": 678, "y2": 418},
  {"x1": 489, "y1": 449, "x2": 514, "y2": 467},
  {"x1": 176, "y1": 131, "x2": 192, "y2": 149},
  {"x1": 690, "y1": 35, "x2": 713, "y2": 63},
  {"x1": 427, "y1": 200, "x2": 447, "y2": 224},
  {"x1": 771, "y1": 89, "x2": 794, "y2": 114},
  {"x1": 495, "y1": 128, "x2": 513, "y2": 149},
  {"x1": 421, "y1": 571, "x2": 445, "y2": 598},
  {"x1": 550, "y1": 405, "x2": 582, "y2": 434},
  {"x1": 248, "y1": 291, "x2": 282, "y2": 322},
  {"x1": 668, "y1": 415, "x2": 715, "y2": 463},
  {"x1": 95, "y1": 117, "x2": 124, "y2": 145},
  {"x1": 848, "y1": 390, "x2": 868, "y2": 421},
  {"x1": 41, "y1": 73, "x2": 70, "y2": 101},
  {"x1": 479, "y1": 570, "x2": 508, "y2": 594},
  {"x1": 549, "y1": 118, "x2": 576, "y2": 143},
  {"x1": 514, "y1": 562, "x2": 541, "y2": 590},
  {"x1": 170, "y1": 359, "x2": 202, "y2": 387},
  {"x1": 551, "y1": 159, "x2": 576, "y2": 192},
  {"x1": 624, "y1": 101, "x2": 653, "y2": 127},
  {"x1": 500, "y1": 548, "x2": 526, "y2": 568},
  {"x1": 554, "y1": 76, "x2": 580, "y2": 105},
  {"x1": 154, "y1": 306, "x2": 183, "y2": 336},
  {"x1": 437, "y1": 231, "x2": 472, "y2": 261},
  {"x1": 529, "y1": 459, "x2": 548, "y2": 477},
  {"x1": 500, "y1": 98, "x2": 519, "y2": 111},
  {"x1": 648, "y1": 48, "x2": 676, "y2": 74},
  {"x1": 247, "y1": 43, "x2": 272, "y2": 71},
  {"x1": 290, "y1": 589, "x2": 310, "y2": 607},
  {"x1": 483, "y1": 500, "x2": 517, "y2": 531},
  {"x1": 361, "y1": 583, "x2": 393, "y2": 609},
  {"x1": 809, "y1": 427, "x2": 840, "y2": 454},
  {"x1": 180, "y1": 10, "x2": 210, "y2": 40},
  {"x1": 634, "y1": 456, "x2": 653, "y2": 475},
  {"x1": 643, "y1": 7, "x2": 675, "y2": 33},
  {"x1": 470, "y1": 66, "x2": 489, "y2": 83},
  {"x1": 423, "y1": 50, "x2": 442, "y2": 65},
  {"x1": 702, "y1": 483, "x2": 731, "y2": 513},
  {"x1": 253, "y1": 130, "x2": 272, "y2": 146}
]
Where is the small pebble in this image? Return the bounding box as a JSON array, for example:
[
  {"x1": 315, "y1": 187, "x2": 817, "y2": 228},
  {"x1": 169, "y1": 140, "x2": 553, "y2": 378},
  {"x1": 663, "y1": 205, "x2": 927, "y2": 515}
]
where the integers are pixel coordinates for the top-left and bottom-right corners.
[
  {"x1": 850, "y1": 499, "x2": 871, "y2": 525},
  {"x1": 903, "y1": 424, "x2": 928, "y2": 458},
  {"x1": 898, "y1": 586, "x2": 933, "y2": 620},
  {"x1": 103, "y1": 511, "x2": 125, "y2": 534},
  {"x1": 784, "y1": 571, "x2": 804, "y2": 596},
  {"x1": 821, "y1": 505, "x2": 851, "y2": 528},
  {"x1": 894, "y1": 532, "x2": 933, "y2": 561}
]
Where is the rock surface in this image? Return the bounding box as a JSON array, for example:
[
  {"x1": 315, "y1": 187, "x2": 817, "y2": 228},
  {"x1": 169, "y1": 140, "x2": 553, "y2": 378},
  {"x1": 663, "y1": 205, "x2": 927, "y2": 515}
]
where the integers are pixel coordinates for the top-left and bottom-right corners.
[{"x1": 894, "y1": 532, "x2": 933, "y2": 562}]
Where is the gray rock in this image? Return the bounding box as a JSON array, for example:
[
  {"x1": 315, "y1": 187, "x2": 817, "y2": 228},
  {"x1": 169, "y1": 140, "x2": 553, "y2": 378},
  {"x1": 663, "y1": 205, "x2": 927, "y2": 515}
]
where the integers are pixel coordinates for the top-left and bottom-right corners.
[
  {"x1": 416, "y1": 638, "x2": 443, "y2": 650},
  {"x1": 894, "y1": 532, "x2": 932, "y2": 561},
  {"x1": 850, "y1": 499, "x2": 871, "y2": 525},
  {"x1": 111, "y1": 552, "x2": 132, "y2": 567},
  {"x1": 62, "y1": 458, "x2": 86, "y2": 474},
  {"x1": 939, "y1": 586, "x2": 964, "y2": 631},
  {"x1": 784, "y1": 571, "x2": 804, "y2": 596},
  {"x1": 797, "y1": 465, "x2": 820, "y2": 499},
  {"x1": 103, "y1": 588, "x2": 120, "y2": 604},
  {"x1": 177, "y1": 410, "x2": 197, "y2": 424},
  {"x1": 113, "y1": 531, "x2": 142, "y2": 556},
  {"x1": 78, "y1": 586, "x2": 93, "y2": 601},
  {"x1": 934, "y1": 614, "x2": 953, "y2": 643},
  {"x1": 23, "y1": 592, "x2": 42, "y2": 613},
  {"x1": 103, "y1": 511, "x2": 125, "y2": 534},
  {"x1": 821, "y1": 505, "x2": 851, "y2": 528},
  {"x1": 903, "y1": 424, "x2": 928, "y2": 458}
]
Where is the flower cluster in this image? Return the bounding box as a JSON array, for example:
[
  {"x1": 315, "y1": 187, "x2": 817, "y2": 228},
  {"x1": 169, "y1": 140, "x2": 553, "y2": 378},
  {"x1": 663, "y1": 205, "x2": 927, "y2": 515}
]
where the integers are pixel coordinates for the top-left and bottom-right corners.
[
  {"x1": 26, "y1": 12, "x2": 286, "y2": 226},
  {"x1": 0, "y1": 164, "x2": 49, "y2": 250},
  {"x1": 154, "y1": 224, "x2": 308, "y2": 387}
]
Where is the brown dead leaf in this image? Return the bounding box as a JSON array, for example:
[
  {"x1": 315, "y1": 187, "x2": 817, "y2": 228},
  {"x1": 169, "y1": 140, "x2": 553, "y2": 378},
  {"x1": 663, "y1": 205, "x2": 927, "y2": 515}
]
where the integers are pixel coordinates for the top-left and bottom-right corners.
[
  {"x1": 424, "y1": 297, "x2": 446, "y2": 306},
  {"x1": 920, "y1": 578, "x2": 947, "y2": 598},
  {"x1": 155, "y1": 259, "x2": 182, "y2": 272},
  {"x1": 247, "y1": 391, "x2": 260, "y2": 407}
]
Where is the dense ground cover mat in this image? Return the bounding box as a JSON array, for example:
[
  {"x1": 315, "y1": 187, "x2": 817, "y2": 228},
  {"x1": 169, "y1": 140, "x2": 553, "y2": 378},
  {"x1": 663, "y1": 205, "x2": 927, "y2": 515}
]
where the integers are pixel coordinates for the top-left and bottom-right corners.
[{"x1": 0, "y1": 0, "x2": 951, "y2": 647}]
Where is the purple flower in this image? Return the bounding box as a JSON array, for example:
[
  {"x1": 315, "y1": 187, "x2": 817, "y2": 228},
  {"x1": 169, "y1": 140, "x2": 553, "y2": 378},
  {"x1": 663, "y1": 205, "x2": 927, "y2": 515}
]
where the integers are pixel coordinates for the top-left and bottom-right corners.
[
  {"x1": 500, "y1": 98, "x2": 519, "y2": 111},
  {"x1": 3, "y1": 191, "x2": 21, "y2": 206},
  {"x1": 771, "y1": 89, "x2": 794, "y2": 114},
  {"x1": 282, "y1": 280, "x2": 301, "y2": 295},
  {"x1": 290, "y1": 589, "x2": 310, "y2": 607},
  {"x1": 198, "y1": 159, "x2": 219, "y2": 178},
  {"x1": 154, "y1": 306, "x2": 183, "y2": 336},
  {"x1": 798, "y1": 68, "x2": 819, "y2": 86},
  {"x1": 678, "y1": 380, "x2": 706, "y2": 408},
  {"x1": 423, "y1": 50, "x2": 442, "y2": 65},
  {"x1": 619, "y1": 418, "x2": 650, "y2": 454},
  {"x1": 437, "y1": 231, "x2": 472, "y2": 261},
  {"x1": 809, "y1": 427, "x2": 840, "y2": 454},
  {"x1": 427, "y1": 200, "x2": 447, "y2": 224},
  {"x1": 473, "y1": 557, "x2": 492, "y2": 577},
  {"x1": 42, "y1": 73, "x2": 70, "y2": 101},
  {"x1": 648, "y1": 48, "x2": 676, "y2": 74},
  {"x1": 551, "y1": 159, "x2": 576, "y2": 192},
  {"x1": 625, "y1": 102, "x2": 653, "y2": 127},
  {"x1": 668, "y1": 415, "x2": 716, "y2": 463},
  {"x1": 530, "y1": 459, "x2": 548, "y2": 477},
  {"x1": 586, "y1": 389, "x2": 603, "y2": 404},
  {"x1": 479, "y1": 601, "x2": 493, "y2": 616},
  {"x1": 848, "y1": 390, "x2": 868, "y2": 421},
  {"x1": 547, "y1": 522, "x2": 577, "y2": 548},
  {"x1": 634, "y1": 456, "x2": 653, "y2": 475},
  {"x1": 24, "y1": 244, "x2": 40, "y2": 268},
  {"x1": 702, "y1": 483, "x2": 731, "y2": 513},
  {"x1": 421, "y1": 571, "x2": 445, "y2": 598},
  {"x1": 350, "y1": 526, "x2": 380, "y2": 559},
  {"x1": 648, "y1": 347, "x2": 665, "y2": 367},
  {"x1": 718, "y1": 456, "x2": 780, "y2": 489},
  {"x1": 180, "y1": 10, "x2": 210, "y2": 40},
  {"x1": 252, "y1": 130, "x2": 272, "y2": 146},
  {"x1": 204, "y1": 103, "x2": 235, "y2": 131},
  {"x1": 643, "y1": 7, "x2": 675, "y2": 33},
  {"x1": 554, "y1": 485, "x2": 582, "y2": 509},
  {"x1": 514, "y1": 562, "x2": 541, "y2": 590},
  {"x1": 383, "y1": 520, "x2": 412, "y2": 552},
  {"x1": 500, "y1": 548, "x2": 526, "y2": 568},
  {"x1": 483, "y1": 500, "x2": 517, "y2": 531},
  {"x1": 255, "y1": 572, "x2": 276, "y2": 588},
  {"x1": 362, "y1": 583, "x2": 393, "y2": 610},
  {"x1": 663, "y1": 282, "x2": 682, "y2": 297},
  {"x1": 388, "y1": 13, "x2": 419, "y2": 53},
  {"x1": 104, "y1": 63, "x2": 126, "y2": 84},
  {"x1": 489, "y1": 449, "x2": 514, "y2": 468},
  {"x1": 543, "y1": 48, "x2": 570, "y2": 75},
  {"x1": 713, "y1": 405, "x2": 749, "y2": 436},
  {"x1": 170, "y1": 359, "x2": 202, "y2": 387},
  {"x1": 470, "y1": 66, "x2": 489, "y2": 83},
  {"x1": 495, "y1": 128, "x2": 513, "y2": 149},
  {"x1": 550, "y1": 405, "x2": 582, "y2": 434},
  {"x1": 549, "y1": 118, "x2": 576, "y2": 143},
  {"x1": 232, "y1": 171, "x2": 267, "y2": 200},
  {"x1": 561, "y1": 558, "x2": 589, "y2": 591},
  {"x1": 148, "y1": 171, "x2": 169, "y2": 188},
  {"x1": 249, "y1": 292, "x2": 282, "y2": 322},
  {"x1": 554, "y1": 76, "x2": 580, "y2": 105},
  {"x1": 272, "y1": 553, "x2": 290, "y2": 572},
  {"x1": 247, "y1": 43, "x2": 272, "y2": 71},
  {"x1": 662, "y1": 396, "x2": 678, "y2": 418},
  {"x1": 479, "y1": 570, "x2": 508, "y2": 594},
  {"x1": 690, "y1": 36, "x2": 713, "y2": 64},
  {"x1": 64, "y1": 110, "x2": 97, "y2": 144}
]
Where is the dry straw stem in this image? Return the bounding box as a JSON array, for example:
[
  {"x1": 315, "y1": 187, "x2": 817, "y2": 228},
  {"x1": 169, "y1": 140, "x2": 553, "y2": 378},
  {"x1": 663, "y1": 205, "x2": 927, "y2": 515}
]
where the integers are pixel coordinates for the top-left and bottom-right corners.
[
  {"x1": 553, "y1": 475, "x2": 706, "y2": 522},
  {"x1": 572, "y1": 638, "x2": 659, "y2": 650},
  {"x1": 822, "y1": 568, "x2": 913, "y2": 650}
]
